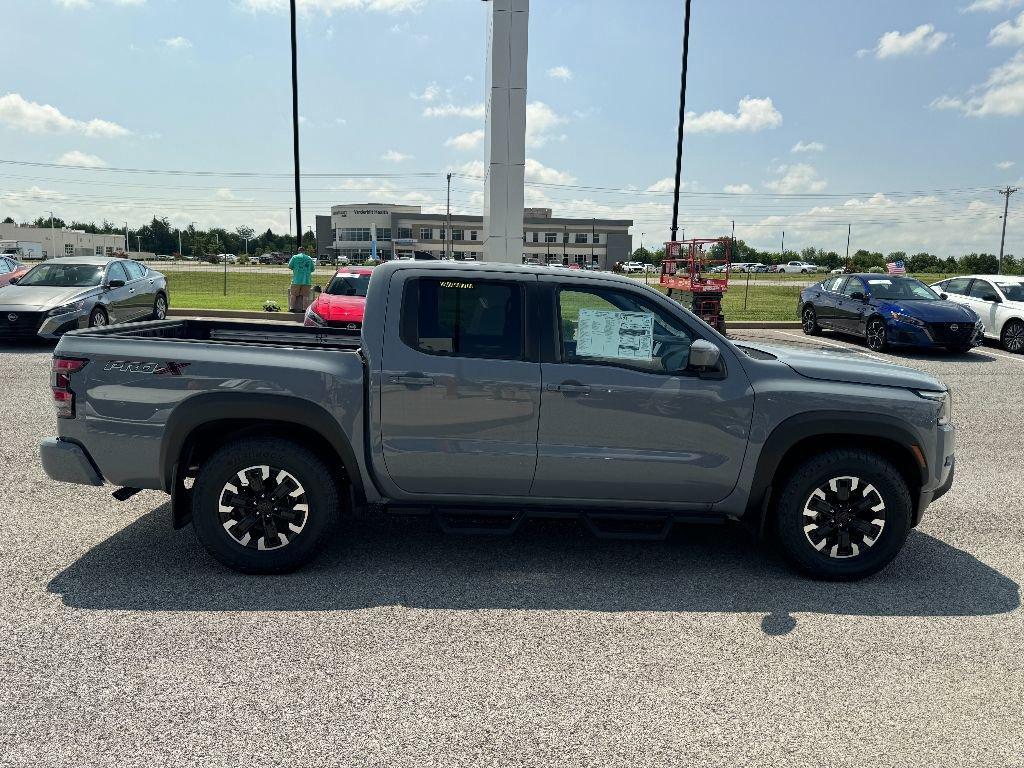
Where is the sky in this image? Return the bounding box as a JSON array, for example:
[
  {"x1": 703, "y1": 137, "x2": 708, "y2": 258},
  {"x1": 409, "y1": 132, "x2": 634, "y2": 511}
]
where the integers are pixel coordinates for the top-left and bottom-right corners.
[{"x1": 2, "y1": 0, "x2": 1024, "y2": 256}]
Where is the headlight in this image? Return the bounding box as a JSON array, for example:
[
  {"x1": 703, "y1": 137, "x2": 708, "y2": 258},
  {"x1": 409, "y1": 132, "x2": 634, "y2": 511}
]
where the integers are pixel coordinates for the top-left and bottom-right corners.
[
  {"x1": 890, "y1": 311, "x2": 925, "y2": 327},
  {"x1": 47, "y1": 300, "x2": 87, "y2": 316},
  {"x1": 916, "y1": 389, "x2": 951, "y2": 426},
  {"x1": 304, "y1": 305, "x2": 325, "y2": 327}
]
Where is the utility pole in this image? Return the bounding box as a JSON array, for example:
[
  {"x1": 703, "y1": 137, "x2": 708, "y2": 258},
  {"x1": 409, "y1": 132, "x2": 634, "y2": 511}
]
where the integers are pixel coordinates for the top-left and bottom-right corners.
[
  {"x1": 446, "y1": 172, "x2": 452, "y2": 259},
  {"x1": 846, "y1": 223, "x2": 851, "y2": 271},
  {"x1": 998, "y1": 186, "x2": 1019, "y2": 275},
  {"x1": 49, "y1": 211, "x2": 55, "y2": 259},
  {"x1": 781, "y1": 231, "x2": 785, "y2": 257},
  {"x1": 124, "y1": 221, "x2": 129, "y2": 253},
  {"x1": 289, "y1": 0, "x2": 302, "y2": 254},
  {"x1": 288, "y1": 208, "x2": 293, "y2": 237},
  {"x1": 669, "y1": 0, "x2": 692, "y2": 242},
  {"x1": 177, "y1": 229, "x2": 182, "y2": 258}
]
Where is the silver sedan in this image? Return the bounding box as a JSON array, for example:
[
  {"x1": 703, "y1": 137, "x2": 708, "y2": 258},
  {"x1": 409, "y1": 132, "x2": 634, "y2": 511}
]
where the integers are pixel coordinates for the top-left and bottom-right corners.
[{"x1": 0, "y1": 256, "x2": 169, "y2": 340}]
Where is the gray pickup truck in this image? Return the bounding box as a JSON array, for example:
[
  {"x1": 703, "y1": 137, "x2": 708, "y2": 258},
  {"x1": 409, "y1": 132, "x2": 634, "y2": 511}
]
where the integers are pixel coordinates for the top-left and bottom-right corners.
[{"x1": 40, "y1": 261, "x2": 956, "y2": 579}]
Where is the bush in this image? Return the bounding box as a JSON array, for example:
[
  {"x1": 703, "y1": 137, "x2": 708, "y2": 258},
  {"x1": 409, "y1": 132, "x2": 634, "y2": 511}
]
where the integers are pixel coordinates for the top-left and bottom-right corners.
[
  {"x1": 868, "y1": 266, "x2": 885, "y2": 274},
  {"x1": 263, "y1": 299, "x2": 281, "y2": 312}
]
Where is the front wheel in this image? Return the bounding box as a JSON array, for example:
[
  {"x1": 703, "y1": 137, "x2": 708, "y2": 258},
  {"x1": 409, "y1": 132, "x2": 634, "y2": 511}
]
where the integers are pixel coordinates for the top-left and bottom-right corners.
[
  {"x1": 88, "y1": 306, "x2": 108, "y2": 328},
  {"x1": 865, "y1": 317, "x2": 888, "y2": 352},
  {"x1": 802, "y1": 305, "x2": 822, "y2": 336},
  {"x1": 1002, "y1": 319, "x2": 1024, "y2": 354},
  {"x1": 774, "y1": 449, "x2": 912, "y2": 580},
  {"x1": 191, "y1": 437, "x2": 341, "y2": 574},
  {"x1": 152, "y1": 293, "x2": 168, "y2": 320}
]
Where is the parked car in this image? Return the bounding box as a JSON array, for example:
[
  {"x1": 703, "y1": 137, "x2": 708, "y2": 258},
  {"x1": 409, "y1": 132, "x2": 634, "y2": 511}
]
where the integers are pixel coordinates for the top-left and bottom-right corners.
[
  {"x1": 930, "y1": 275, "x2": 1024, "y2": 353},
  {"x1": 799, "y1": 273, "x2": 983, "y2": 353},
  {"x1": 777, "y1": 260, "x2": 824, "y2": 273},
  {"x1": 0, "y1": 256, "x2": 168, "y2": 341},
  {"x1": 733, "y1": 263, "x2": 767, "y2": 273},
  {"x1": 620, "y1": 261, "x2": 648, "y2": 274},
  {"x1": 303, "y1": 266, "x2": 374, "y2": 332},
  {"x1": 0, "y1": 255, "x2": 30, "y2": 288},
  {"x1": 41, "y1": 261, "x2": 955, "y2": 580}
]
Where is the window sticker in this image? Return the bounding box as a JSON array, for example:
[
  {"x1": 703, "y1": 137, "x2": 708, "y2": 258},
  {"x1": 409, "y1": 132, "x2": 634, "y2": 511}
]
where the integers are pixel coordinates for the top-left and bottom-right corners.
[
  {"x1": 575, "y1": 309, "x2": 654, "y2": 360},
  {"x1": 867, "y1": 279, "x2": 892, "y2": 285}
]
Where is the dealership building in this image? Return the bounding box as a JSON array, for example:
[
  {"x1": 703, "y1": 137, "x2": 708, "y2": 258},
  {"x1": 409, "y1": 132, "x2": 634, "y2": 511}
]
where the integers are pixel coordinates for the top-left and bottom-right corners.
[
  {"x1": 0, "y1": 223, "x2": 126, "y2": 260},
  {"x1": 315, "y1": 204, "x2": 633, "y2": 269}
]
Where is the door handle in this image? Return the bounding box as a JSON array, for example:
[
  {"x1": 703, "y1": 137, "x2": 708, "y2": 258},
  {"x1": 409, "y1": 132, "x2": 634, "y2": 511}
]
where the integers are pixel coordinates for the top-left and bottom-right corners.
[
  {"x1": 391, "y1": 375, "x2": 434, "y2": 386},
  {"x1": 546, "y1": 383, "x2": 591, "y2": 394}
]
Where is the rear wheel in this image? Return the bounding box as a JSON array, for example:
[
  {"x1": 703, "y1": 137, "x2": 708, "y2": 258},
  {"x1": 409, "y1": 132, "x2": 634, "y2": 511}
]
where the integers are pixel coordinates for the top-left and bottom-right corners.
[
  {"x1": 802, "y1": 305, "x2": 821, "y2": 336},
  {"x1": 775, "y1": 449, "x2": 912, "y2": 580},
  {"x1": 152, "y1": 293, "x2": 168, "y2": 320},
  {"x1": 88, "y1": 306, "x2": 108, "y2": 328},
  {"x1": 865, "y1": 317, "x2": 888, "y2": 352},
  {"x1": 191, "y1": 437, "x2": 340, "y2": 573},
  {"x1": 1002, "y1": 319, "x2": 1024, "y2": 354}
]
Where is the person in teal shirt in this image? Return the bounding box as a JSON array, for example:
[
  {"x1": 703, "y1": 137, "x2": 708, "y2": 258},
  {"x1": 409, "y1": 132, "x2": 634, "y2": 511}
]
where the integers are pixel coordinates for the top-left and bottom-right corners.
[{"x1": 287, "y1": 251, "x2": 316, "y2": 312}]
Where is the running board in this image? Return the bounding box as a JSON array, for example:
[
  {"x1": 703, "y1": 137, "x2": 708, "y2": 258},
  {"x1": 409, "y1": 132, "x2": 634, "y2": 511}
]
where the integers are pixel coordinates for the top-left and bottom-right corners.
[{"x1": 434, "y1": 509, "x2": 525, "y2": 536}]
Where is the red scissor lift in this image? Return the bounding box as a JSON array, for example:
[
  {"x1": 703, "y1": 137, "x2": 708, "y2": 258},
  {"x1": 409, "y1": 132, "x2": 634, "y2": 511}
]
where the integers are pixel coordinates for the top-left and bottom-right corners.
[{"x1": 660, "y1": 237, "x2": 731, "y2": 335}]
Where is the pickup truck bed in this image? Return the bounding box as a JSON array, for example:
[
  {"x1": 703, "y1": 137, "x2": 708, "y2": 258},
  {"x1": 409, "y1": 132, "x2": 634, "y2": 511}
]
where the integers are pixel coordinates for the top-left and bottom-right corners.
[{"x1": 87, "y1": 317, "x2": 362, "y2": 350}]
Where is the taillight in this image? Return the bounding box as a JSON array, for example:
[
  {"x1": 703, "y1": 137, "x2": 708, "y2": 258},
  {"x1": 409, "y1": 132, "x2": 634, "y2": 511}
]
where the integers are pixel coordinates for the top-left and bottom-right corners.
[{"x1": 51, "y1": 356, "x2": 88, "y2": 418}]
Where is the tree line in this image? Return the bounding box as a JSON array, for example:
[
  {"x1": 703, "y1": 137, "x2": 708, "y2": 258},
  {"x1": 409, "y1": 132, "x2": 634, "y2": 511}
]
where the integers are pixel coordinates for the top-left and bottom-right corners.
[{"x1": 632, "y1": 241, "x2": 1020, "y2": 275}]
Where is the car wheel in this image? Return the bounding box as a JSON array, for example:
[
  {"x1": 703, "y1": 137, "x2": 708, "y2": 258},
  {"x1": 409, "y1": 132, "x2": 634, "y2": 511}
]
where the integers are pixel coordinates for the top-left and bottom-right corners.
[
  {"x1": 152, "y1": 293, "x2": 168, "y2": 320},
  {"x1": 865, "y1": 317, "x2": 888, "y2": 352},
  {"x1": 802, "y1": 305, "x2": 822, "y2": 336},
  {"x1": 191, "y1": 437, "x2": 340, "y2": 574},
  {"x1": 1001, "y1": 319, "x2": 1024, "y2": 354},
  {"x1": 88, "y1": 307, "x2": 108, "y2": 328},
  {"x1": 774, "y1": 449, "x2": 912, "y2": 580}
]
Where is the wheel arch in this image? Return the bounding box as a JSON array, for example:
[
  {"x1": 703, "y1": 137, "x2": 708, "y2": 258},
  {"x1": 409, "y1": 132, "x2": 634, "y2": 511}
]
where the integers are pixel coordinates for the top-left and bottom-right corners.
[{"x1": 745, "y1": 412, "x2": 928, "y2": 533}]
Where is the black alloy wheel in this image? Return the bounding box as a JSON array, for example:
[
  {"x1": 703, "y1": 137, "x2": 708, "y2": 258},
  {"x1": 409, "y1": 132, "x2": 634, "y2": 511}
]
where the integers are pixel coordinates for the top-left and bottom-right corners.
[
  {"x1": 1002, "y1": 319, "x2": 1024, "y2": 354},
  {"x1": 801, "y1": 476, "x2": 886, "y2": 560},
  {"x1": 89, "y1": 307, "x2": 108, "y2": 328},
  {"x1": 865, "y1": 317, "x2": 888, "y2": 352},
  {"x1": 218, "y1": 465, "x2": 309, "y2": 551},
  {"x1": 802, "y1": 306, "x2": 821, "y2": 336}
]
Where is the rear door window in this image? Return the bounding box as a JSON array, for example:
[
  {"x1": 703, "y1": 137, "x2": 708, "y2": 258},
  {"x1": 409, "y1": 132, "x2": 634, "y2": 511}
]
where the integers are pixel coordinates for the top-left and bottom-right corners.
[
  {"x1": 968, "y1": 280, "x2": 999, "y2": 302},
  {"x1": 841, "y1": 277, "x2": 866, "y2": 297},
  {"x1": 107, "y1": 262, "x2": 129, "y2": 284},
  {"x1": 945, "y1": 278, "x2": 972, "y2": 295},
  {"x1": 123, "y1": 261, "x2": 146, "y2": 281},
  {"x1": 400, "y1": 278, "x2": 524, "y2": 360}
]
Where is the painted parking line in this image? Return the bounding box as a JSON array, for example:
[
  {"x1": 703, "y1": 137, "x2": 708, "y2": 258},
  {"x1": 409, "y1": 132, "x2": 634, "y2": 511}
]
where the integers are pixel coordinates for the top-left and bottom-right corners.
[
  {"x1": 982, "y1": 348, "x2": 1024, "y2": 363},
  {"x1": 768, "y1": 330, "x2": 888, "y2": 362}
]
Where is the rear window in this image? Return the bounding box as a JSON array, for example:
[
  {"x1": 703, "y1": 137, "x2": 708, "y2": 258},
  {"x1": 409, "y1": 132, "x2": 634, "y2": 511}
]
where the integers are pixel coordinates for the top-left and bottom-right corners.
[{"x1": 400, "y1": 278, "x2": 524, "y2": 360}]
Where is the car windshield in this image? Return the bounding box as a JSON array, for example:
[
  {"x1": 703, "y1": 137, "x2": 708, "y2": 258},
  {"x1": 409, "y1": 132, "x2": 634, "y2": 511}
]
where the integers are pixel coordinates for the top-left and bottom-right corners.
[
  {"x1": 325, "y1": 273, "x2": 370, "y2": 297},
  {"x1": 17, "y1": 263, "x2": 104, "y2": 287},
  {"x1": 996, "y1": 282, "x2": 1024, "y2": 302},
  {"x1": 865, "y1": 277, "x2": 939, "y2": 301}
]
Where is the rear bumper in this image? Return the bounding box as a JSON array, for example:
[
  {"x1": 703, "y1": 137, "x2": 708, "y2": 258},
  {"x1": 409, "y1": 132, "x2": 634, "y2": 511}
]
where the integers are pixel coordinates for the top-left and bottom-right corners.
[{"x1": 39, "y1": 438, "x2": 104, "y2": 487}]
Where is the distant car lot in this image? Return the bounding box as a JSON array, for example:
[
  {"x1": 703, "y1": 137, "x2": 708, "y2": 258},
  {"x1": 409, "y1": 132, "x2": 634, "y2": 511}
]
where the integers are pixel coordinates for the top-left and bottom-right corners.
[{"x1": 0, "y1": 327, "x2": 1021, "y2": 765}]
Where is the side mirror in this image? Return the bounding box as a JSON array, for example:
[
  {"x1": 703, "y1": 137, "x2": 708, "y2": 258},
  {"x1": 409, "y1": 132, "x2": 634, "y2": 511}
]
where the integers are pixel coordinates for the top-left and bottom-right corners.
[
  {"x1": 107, "y1": 279, "x2": 126, "y2": 288},
  {"x1": 314, "y1": 285, "x2": 323, "y2": 294},
  {"x1": 940, "y1": 293, "x2": 949, "y2": 300},
  {"x1": 688, "y1": 339, "x2": 721, "y2": 372},
  {"x1": 989, "y1": 295, "x2": 1002, "y2": 303},
  {"x1": 8, "y1": 277, "x2": 18, "y2": 285},
  {"x1": 850, "y1": 291, "x2": 866, "y2": 301}
]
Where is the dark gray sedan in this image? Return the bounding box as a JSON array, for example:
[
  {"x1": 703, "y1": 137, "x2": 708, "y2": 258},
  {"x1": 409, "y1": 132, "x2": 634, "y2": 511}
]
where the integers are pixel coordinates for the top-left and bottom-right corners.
[{"x1": 0, "y1": 256, "x2": 169, "y2": 340}]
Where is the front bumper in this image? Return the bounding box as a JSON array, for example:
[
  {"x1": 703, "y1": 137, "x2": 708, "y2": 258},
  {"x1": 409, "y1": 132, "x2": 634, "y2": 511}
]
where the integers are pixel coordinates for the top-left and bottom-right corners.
[
  {"x1": 0, "y1": 307, "x2": 89, "y2": 340},
  {"x1": 39, "y1": 438, "x2": 104, "y2": 487},
  {"x1": 914, "y1": 423, "x2": 956, "y2": 525},
  {"x1": 886, "y1": 319, "x2": 983, "y2": 349}
]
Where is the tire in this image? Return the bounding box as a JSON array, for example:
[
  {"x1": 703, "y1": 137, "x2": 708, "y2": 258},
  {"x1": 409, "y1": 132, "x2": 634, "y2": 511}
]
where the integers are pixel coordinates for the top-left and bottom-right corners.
[
  {"x1": 865, "y1": 317, "x2": 889, "y2": 352},
  {"x1": 191, "y1": 437, "x2": 341, "y2": 574},
  {"x1": 774, "y1": 449, "x2": 912, "y2": 580},
  {"x1": 1002, "y1": 319, "x2": 1024, "y2": 354},
  {"x1": 801, "y1": 305, "x2": 822, "y2": 336},
  {"x1": 151, "y1": 293, "x2": 168, "y2": 321},
  {"x1": 88, "y1": 306, "x2": 108, "y2": 328}
]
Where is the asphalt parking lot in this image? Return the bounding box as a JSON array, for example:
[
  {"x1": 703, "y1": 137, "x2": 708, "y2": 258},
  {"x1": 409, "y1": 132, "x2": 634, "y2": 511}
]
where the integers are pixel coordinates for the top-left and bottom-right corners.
[{"x1": 1, "y1": 331, "x2": 1022, "y2": 767}]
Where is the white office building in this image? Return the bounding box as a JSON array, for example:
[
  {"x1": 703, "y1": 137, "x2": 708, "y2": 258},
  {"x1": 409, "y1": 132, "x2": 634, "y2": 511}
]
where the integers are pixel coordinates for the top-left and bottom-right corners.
[{"x1": 0, "y1": 223, "x2": 126, "y2": 260}]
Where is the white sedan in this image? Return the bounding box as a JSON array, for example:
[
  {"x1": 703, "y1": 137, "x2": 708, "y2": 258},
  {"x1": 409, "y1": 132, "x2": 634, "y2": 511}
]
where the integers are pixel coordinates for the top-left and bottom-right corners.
[
  {"x1": 931, "y1": 275, "x2": 1024, "y2": 353},
  {"x1": 776, "y1": 260, "x2": 824, "y2": 273}
]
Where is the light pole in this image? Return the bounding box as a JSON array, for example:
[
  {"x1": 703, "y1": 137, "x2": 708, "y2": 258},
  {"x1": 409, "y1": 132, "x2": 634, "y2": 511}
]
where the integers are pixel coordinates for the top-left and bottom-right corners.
[
  {"x1": 177, "y1": 228, "x2": 182, "y2": 259},
  {"x1": 669, "y1": 0, "x2": 692, "y2": 242},
  {"x1": 135, "y1": 235, "x2": 142, "y2": 254},
  {"x1": 289, "y1": 0, "x2": 303, "y2": 254},
  {"x1": 124, "y1": 221, "x2": 129, "y2": 253},
  {"x1": 190, "y1": 221, "x2": 196, "y2": 258},
  {"x1": 49, "y1": 211, "x2": 55, "y2": 260},
  {"x1": 446, "y1": 172, "x2": 452, "y2": 259}
]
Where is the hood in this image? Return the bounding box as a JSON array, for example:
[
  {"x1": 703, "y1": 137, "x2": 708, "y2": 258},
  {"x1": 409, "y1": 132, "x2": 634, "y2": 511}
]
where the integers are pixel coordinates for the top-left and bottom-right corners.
[
  {"x1": 737, "y1": 341, "x2": 945, "y2": 391},
  {"x1": 0, "y1": 284, "x2": 96, "y2": 311},
  {"x1": 312, "y1": 293, "x2": 366, "y2": 322},
  {"x1": 874, "y1": 298, "x2": 977, "y2": 323}
]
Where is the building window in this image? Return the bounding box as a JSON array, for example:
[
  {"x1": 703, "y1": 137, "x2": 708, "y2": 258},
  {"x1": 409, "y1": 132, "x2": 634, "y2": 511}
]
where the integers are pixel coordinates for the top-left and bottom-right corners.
[
  {"x1": 594, "y1": 233, "x2": 601, "y2": 244},
  {"x1": 575, "y1": 233, "x2": 587, "y2": 244},
  {"x1": 105, "y1": 246, "x2": 114, "y2": 256},
  {"x1": 470, "y1": 230, "x2": 478, "y2": 241},
  {"x1": 338, "y1": 228, "x2": 372, "y2": 242},
  {"x1": 452, "y1": 229, "x2": 464, "y2": 241},
  {"x1": 95, "y1": 246, "x2": 104, "y2": 256},
  {"x1": 544, "y1": 232, "x2": 557, "y2": 244},
  {"x1": 420, "y1": 227, "x2": 432, "y2": 240},
  {"x1": 398, "y1": 228, "x2": 413, "y2": 240},
  {"x1": 64, "y1": 244, "x2": 74, "y2": 256},
  {"x1": 376, "y1": 228, "x2": 392, "y2": 242}
]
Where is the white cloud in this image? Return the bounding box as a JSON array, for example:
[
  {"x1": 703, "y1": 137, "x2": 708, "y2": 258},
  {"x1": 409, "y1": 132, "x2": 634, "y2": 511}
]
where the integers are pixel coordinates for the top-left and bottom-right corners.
[
  {"x1": 687, "y1": 96, "x2": 782, "y2": 134},
  {"x1": 55, "y1": 0, "x2": 146, "y2": 7},
  {"x1": 445, "y1": 129, "x2": 484, "y2": 151},
  {"x1": 524, "y1": 159, "x2": 576, "y2": 185},
  {"x1": 547, "y1": 66, "x2": 573, "y2": 81},
  {"x1": 859, "y1": 24, "x2": 949, "y2": 59},
  {"x1": 0, "y1": 93, "x2": 131, "y2": 138},
  {"x1": 526, "y1": 101, "x2": 567, "y2": 147},
  {"x1": 764, "y1": 164, "x2": 827, "y2": 194},
  {"x1": 380, "y1": 149, "x2": 412, "y2": 162},
  {"x1": 962, "y1": 0, "x2": 1023, "y2": 12},
  {"x1": 241, "y1": 0, "x2": 425, "y2": 14},
  {"x1": 422, "y1": 102, "x2": 485, "y2": 119},
  {"x1": 215, "y1": 188, "x2": 236, "y2": 200},
  {"x1": 930, "y1": 50, "x2": 1024, "y2": 117},
  {"x1": 334, "y1": 117, "x2": 347, "y2": 125},
  {"x1": 989, "y1": 11, "x2": 1024, "y2": 46},
  {"x1": 412, "y1": 82, "x2": 441, "y2": 101},
  {"x1": 454, "y1": 160, "x2": 485, "y2": 178},
  {"x1": 162, "y1": 36, "x2": 192, "y2": 49},
  {"x1": 646, "y1": 178, "x2": 677, "y2": 193},
  {"x1": 996, "y1": 160, "x2": 1016, "y2": 169},
  {"x1": 792, "y1": 140, "x2": 825, "y2": 153},
  {"x1": 55, "y1": 150, "x2": 107, "y2": 167},
  {"x1": 724, "y1": 183, "x2": 754, "y2": 194}
]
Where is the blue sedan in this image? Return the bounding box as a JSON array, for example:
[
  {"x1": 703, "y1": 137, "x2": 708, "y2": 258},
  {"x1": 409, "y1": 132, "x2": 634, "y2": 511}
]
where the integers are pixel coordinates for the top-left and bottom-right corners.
[{"x1": 798, "y1": 274, "x2": 984, "y2": 353}]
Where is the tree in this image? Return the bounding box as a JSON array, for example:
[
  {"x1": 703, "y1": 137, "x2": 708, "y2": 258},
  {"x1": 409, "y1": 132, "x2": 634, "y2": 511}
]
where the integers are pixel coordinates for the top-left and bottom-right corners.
[
  {"x1": 235, "y1": 225, "x2": 255, "y2": 255},
  {"x1": 2, "y1": 216, "x2": 13, "y2": 224}
]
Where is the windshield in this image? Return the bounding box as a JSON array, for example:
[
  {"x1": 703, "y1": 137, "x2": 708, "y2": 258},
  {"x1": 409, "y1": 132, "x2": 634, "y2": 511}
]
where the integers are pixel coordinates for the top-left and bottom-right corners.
[
  {"x1": 18, "y1": 263, "x2": 104, "y2": 288},
  {"x1": 325, "y1": 273, "x2": 370, "y2": 297},
  {"x1": 996, "y1": 282, "x2": 1024, "y2": 302},
  {"x1": 865, "y1": 277, "x2": 939, "y2": 301}
]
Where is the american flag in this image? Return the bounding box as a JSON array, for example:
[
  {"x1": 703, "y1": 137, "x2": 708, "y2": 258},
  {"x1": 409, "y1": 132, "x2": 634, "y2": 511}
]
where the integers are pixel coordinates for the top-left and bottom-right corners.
[{"x1": 887, "y1": 260, "x2": 907, "y2": 275}]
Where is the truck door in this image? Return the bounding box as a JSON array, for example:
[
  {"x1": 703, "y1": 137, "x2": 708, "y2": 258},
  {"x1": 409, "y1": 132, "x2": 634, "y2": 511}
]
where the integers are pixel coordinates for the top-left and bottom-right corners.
[
  {"x1": 378, "y1": 273, "x2": 541, "y2": 496},
  {"x1": 532, "y1": 279, "x2": 754, "y2": 504}
]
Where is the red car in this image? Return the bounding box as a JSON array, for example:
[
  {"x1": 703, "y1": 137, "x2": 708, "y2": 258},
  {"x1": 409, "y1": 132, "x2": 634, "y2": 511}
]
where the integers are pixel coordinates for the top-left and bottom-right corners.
[
  {"x1": 303, "y1": 266, "x2": 374, "y2": 331},
  {"x1": 0, "y1": 255, "x2": 30, "y2": 288}
]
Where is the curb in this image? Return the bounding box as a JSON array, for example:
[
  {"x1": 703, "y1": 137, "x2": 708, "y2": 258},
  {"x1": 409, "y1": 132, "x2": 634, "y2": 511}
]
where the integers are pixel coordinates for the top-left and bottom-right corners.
[{"x1": 728, "y1": 321, "x2": 801, "y2": 329}]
